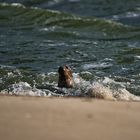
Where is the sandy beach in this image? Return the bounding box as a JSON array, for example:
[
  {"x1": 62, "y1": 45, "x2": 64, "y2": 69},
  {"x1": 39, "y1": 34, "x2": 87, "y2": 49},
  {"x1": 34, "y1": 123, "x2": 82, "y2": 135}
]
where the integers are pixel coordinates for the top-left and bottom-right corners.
[{"x1": 0, "y1": 96, "x2": 140, "y2": 140}]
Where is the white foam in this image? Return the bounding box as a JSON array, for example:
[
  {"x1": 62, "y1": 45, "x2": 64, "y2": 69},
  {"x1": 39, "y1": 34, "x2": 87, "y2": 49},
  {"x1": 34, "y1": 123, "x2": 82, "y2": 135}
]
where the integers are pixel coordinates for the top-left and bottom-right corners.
[
  {"x1": 87, "y1": 82, "x2": 116, "y2": 100},
  {"x1": 1, "y1": 82, "x2": 47, "y2": 97},
  {"x1": 0, "y1": 2, "x2": 25, "y2": 8},
  {"x1": 113, "y1": 11, "x2": 140, "y2": 20},
  {"x1": 87, "y1": 82, "x2": 140, "y2": 101},
  {"x1": 80, "y1": 71, "x2": 92, "y2": 75},
  {"x1": 72, "y1": 75, "x2": 140, "y2": 101},
  {"x1": 11, "y1": 3, "x2": 25, "y2": 8},
  {"x1": 7, "y1": 72, "x2": 14, "y2": 77},
  {"x1": 125, "y1": 12, "x2": 140, "y2": 18},
  {"x1": 47, "y1": 72, "x2": 57, "y2": 75},
  {"x1": 40, "y1": 26, "x2": 58, "y2": 32},
  {"x1": 103, "y1": 77, "x2": 127, "y2": 88},
  {"x1": 73, "y1": 73, "x2": 90, "y2": 87},
  {"x1": 82, "y1": 62, "x2": 113, "y2": 70},
  {"x1": 135, "y1": 56, "x2": 140, "y2": 59},
  {"x1": 1, "y1": 71, "x2": 140, "y2": 101},
  {"x1": 0, "y1": 64, "x2": 16, "y2": 69}
]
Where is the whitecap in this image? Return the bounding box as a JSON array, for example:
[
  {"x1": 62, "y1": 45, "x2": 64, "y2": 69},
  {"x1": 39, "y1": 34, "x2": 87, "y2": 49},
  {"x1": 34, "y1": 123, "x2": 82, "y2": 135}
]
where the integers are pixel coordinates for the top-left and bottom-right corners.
[
  {"x1": 135, "y1": 56, "x2": 140, "y2": 59},
  {"x1": 11, "y1": 3, "x2": 25, "y2": 8},
  {"x1": 1, "y1": 2, "x2": 25, "y2": 8},
  {"x1": 82, "y1": 62, "x2": 113, "y2": 70},
  {"x1": 112, "y1": 11, "x2": 140, "y2": 20}
]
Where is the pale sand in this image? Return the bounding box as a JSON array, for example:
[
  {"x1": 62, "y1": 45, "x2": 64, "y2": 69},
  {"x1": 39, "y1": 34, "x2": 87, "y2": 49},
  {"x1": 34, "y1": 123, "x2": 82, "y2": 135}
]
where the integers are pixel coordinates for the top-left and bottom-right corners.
[{"x1": 0, "y1": 96, "x2": 140, "y2": 140}]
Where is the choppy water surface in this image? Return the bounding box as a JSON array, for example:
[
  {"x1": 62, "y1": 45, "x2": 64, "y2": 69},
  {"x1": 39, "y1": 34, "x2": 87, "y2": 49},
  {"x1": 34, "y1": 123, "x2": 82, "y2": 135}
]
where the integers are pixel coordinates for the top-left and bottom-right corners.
[{"x1": 0, "y1": 0, "x2": 140, "y2": 100}]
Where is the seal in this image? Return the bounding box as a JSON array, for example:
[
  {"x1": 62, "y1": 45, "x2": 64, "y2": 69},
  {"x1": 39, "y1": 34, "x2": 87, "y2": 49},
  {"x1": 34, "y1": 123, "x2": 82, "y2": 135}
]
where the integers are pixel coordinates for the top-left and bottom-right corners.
[{"x1": 58, "y1": 65, "x2": 74, "y2": 88}]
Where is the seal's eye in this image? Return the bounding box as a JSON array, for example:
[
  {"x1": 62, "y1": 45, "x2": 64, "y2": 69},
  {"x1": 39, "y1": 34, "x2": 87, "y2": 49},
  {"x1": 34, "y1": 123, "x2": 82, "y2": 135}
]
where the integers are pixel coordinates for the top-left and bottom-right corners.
[{"x1": 65, "y1": 65, "x2": 69, "y2": 69}]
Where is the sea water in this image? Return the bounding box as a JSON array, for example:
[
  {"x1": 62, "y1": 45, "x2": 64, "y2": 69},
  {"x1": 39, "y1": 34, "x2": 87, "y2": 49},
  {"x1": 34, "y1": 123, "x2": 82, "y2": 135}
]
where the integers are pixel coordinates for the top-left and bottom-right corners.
[{"x1": 0, "y1": 0, "x2": 140, "y2": 101}]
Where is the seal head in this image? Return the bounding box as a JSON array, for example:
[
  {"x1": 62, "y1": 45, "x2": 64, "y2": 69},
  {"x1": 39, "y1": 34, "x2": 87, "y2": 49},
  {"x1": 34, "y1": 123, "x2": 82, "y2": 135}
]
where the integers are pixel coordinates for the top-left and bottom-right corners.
[{"x1": 58, "y1": 65, "x2": 73, "y2": 88}]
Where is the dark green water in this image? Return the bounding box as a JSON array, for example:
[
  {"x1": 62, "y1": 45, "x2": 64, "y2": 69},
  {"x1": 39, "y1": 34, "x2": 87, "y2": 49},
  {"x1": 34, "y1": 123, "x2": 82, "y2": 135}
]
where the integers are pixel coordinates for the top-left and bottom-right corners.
[{"x1": 0, "y1": 0, "x2": 140, "y2": 98}]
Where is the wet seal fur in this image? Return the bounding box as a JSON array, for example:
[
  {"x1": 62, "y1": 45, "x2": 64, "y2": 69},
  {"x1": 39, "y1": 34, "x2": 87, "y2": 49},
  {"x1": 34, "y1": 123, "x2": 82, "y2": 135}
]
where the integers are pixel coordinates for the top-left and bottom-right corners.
[{"x1": 58, "y1": 65, "x2": 74, "y2": 88}]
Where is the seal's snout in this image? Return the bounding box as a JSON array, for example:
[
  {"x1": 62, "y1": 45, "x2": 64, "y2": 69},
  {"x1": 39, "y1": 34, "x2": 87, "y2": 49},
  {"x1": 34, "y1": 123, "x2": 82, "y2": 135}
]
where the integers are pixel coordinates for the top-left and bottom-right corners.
[
  {"x1": 58, "y1": 66, "x2": 64, "y2": 75},
  {"x1": 58, "y1": 65, "x2": 73, "y2": 88}
]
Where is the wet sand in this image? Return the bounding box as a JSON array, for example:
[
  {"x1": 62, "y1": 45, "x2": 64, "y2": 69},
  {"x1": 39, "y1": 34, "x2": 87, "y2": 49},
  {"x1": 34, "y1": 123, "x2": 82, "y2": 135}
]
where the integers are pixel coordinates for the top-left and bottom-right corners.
[{"x1": 0, "y1": 96, "x2": 140, "y2": 140}]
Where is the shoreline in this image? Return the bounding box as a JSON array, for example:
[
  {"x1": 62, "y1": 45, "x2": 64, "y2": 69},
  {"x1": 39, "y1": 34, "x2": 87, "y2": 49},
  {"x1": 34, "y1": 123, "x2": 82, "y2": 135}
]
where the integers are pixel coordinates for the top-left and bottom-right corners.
[{"x1": 0, "y1": 96, "x2": 140, "y2": 140}]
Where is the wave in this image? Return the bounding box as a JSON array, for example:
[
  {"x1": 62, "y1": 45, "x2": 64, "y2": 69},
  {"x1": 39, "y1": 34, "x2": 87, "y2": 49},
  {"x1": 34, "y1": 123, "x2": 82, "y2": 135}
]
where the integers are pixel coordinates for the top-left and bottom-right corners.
[
  {"x1": 0, "y1": 2, "x2": 139, "y2": 40},
  {"x1": 0, "y1": 65, "x2": 140, "y2": 101}
]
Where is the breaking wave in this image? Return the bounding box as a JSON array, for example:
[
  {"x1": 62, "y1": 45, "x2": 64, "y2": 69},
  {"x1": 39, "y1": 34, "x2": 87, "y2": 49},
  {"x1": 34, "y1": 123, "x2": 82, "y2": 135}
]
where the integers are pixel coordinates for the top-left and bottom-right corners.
[{"x1": 0, "y1": 66, "x2": 140, "y2": 101}]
